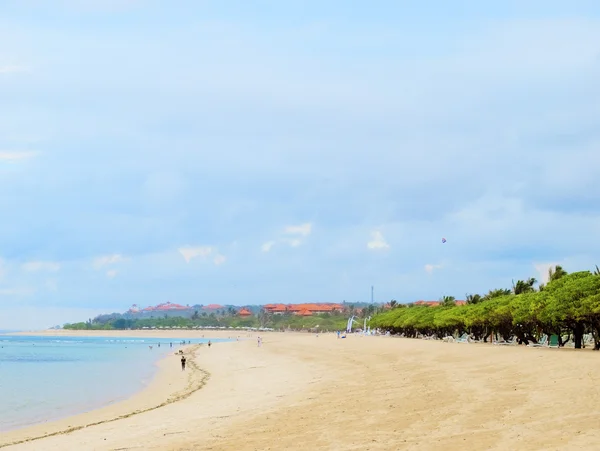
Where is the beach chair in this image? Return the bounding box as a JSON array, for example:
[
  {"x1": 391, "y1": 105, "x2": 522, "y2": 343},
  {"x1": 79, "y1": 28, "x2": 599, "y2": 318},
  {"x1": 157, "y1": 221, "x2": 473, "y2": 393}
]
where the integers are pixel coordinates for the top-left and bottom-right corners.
[
  {"x1": 527, "y1": 335, "x2": 548, "y2": 347},
  {"x1": 456, "y1": 333, "x2": 469, "y2": 343},
  {"x1": 494, "y1": 337, "x2": 517, "y2": 346},
  {"x1": 548, "y1": 334, "x2": 559, "y2": 348}
]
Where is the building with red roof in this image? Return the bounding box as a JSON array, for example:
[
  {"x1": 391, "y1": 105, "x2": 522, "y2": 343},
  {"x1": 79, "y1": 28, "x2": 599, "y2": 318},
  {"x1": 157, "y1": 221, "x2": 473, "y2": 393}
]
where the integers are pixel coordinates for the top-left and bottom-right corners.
[
  {"x1": 263, "y1": 303, "x2": 343, "y2": 316},
  {"x1": 238, "y1": 308, "x2": 252, "y2": 317}
]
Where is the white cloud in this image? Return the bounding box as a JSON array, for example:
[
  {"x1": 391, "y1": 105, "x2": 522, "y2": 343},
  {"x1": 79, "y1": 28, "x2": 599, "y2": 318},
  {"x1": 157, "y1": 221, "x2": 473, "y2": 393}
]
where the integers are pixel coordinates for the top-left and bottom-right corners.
[
  {"x1": 424, "y1": 263, "x2": 442, "y2": 274},
  {"x1": 178, "y1": 246, "x2": 213, "y2": 263},
  {"x1": 533, "y1": 262, "x2": 559, "y2": 285},
  {"x1": 367, "y1": 231, "x2": 389, "y2": 250},
  {"x1": 0, "y1": 151, "x2": 38, "y2": 161},
  {"x1": 106, "y1": 269, "x2": 118, "y2": 278},
  {"x1": 213, "y1": 254, "x2": 226, "y2": 266},
  {"x1": 261, "y1": 223, "x2": 313, "y2": 252},
  {"x1": 22, "y1": 261, "x2": 61, "y2": 272},
  {"x1": 284, "y1": 223, "x2": 312, "y2": 236},
  {"x1": 286, "y1": 238, "x2": 302, "y2": 247},
  {"x1": 93, "y1": 254, "x2": 127, "y2": 269},
  {"x1": 261, "y1": 241, "x2": 276, "y2": 252}
]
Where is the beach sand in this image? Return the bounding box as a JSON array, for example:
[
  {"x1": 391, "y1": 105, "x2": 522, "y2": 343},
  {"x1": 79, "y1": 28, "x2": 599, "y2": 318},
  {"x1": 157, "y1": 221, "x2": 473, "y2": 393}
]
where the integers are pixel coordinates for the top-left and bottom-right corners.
[{"x1": 3, "y1": 330, "x2": 600, "y2": 450}]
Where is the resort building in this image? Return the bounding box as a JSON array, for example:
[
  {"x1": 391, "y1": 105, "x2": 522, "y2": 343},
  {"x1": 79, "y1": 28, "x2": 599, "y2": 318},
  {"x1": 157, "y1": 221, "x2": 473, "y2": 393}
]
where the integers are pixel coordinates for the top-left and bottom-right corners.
[
  {"x1": 237, "y1": 308, "x2": 252, "y2": 317},
  {"x1": 263, "y1": 303, "x2": 344, "y2": 316},
  {"x1": 142, "y1": 302, "x2": 189, "y2": 312}
]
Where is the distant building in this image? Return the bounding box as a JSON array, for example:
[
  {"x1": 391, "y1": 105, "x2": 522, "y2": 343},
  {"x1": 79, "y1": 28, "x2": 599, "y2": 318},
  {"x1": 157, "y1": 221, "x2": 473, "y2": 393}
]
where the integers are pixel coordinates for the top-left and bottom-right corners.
[
  {"x1": 263, "y1": 303, "x2": 343, "y2": 316},
  {"x1": 142, "y1": 302, "x2": 188, "y2": 312},
  {"x1": 238, "y1": 308, "x2": 252, "y2": 317},
  {"x1": 263, "y1": 304, "x2": 287, "y2": 315}
]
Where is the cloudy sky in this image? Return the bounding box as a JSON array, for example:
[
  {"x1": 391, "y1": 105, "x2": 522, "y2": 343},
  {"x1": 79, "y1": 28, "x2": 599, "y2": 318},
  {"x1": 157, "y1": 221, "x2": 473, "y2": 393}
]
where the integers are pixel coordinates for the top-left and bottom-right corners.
[{"x1": 1, "y1": 0, "x2": 600, "y2": 329}]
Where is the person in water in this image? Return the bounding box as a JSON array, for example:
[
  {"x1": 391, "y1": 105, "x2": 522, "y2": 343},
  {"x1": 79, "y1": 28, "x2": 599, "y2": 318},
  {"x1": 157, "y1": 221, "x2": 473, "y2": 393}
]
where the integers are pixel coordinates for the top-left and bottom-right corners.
[{"x1": 181, "y1": 355, "x2": 186, "y2": 371}]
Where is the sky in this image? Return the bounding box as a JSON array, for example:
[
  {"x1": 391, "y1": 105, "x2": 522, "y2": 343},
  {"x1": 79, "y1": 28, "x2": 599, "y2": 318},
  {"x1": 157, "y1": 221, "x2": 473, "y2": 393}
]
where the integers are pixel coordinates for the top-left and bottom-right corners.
[{"x1": 1, "y1": 0, "x2": 600, "y2": 329}]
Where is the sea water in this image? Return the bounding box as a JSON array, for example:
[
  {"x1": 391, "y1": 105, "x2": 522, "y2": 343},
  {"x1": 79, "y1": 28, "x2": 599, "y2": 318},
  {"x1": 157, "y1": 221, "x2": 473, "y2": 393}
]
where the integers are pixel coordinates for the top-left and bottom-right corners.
[{"x1": 0, "y1": 334, "x2": 224, "y2": 432}]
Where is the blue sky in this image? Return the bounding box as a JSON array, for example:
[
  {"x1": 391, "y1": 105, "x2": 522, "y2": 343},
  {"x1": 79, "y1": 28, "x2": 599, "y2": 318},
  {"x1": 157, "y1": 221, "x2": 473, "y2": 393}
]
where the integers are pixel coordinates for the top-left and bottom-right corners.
[{"x1": 1, "y1": 1, "x2": 600, "y2": 329}]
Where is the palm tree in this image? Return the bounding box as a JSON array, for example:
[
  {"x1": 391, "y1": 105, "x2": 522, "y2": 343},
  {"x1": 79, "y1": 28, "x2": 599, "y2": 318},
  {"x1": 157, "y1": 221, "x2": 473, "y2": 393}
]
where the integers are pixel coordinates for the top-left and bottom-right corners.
[
  {"x1": 483, "y1": 288, "x2": 512, "y2": 300},
  {"x1": 466, "y1": 293, "x2": 483, "y2": 304},
  {"x1": 440, "y1": 295, "x2": 456, "y2": 306},
  {"x1": 548, "y1": 265, "x2": 568, "y2": 282},
  {"x1": 512, "y1": 278, "x2": 537, "y2": 295},
  {"x1": 389, "y1": 300, "x2": 398, "y2": 309},
  {"x1": 593, "y1": 265, "x2": 600, "y2": 276}
]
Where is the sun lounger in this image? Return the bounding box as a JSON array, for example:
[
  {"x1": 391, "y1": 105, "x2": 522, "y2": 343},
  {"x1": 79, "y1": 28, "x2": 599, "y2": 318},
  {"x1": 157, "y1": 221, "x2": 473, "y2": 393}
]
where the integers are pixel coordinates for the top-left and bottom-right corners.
[
  {"x1": 456, "y1": 333, "x2": 469, "y2": 343},
  {"x1": 527, "y1": 335, "x2": 548, "y2": 347}
]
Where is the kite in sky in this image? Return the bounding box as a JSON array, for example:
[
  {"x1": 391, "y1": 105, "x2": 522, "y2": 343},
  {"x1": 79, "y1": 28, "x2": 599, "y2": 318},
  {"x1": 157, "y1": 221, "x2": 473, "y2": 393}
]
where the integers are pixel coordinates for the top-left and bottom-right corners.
[{"x1": 442, "y1": 238, "x2": 447, "y2": 243}]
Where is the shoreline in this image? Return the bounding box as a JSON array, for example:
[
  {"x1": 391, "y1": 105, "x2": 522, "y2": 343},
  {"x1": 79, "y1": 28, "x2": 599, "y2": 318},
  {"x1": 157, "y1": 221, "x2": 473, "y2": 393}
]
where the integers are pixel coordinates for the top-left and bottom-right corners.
[
  {"x1": 0, "y1": 331, "x2": 221, "y2": 448},
  {"x1": 4, "y1": 329, "x2": 600, "y2": 450},
  {"x1": 4, "y1": 329, "x2": 253, "y2": 339}
]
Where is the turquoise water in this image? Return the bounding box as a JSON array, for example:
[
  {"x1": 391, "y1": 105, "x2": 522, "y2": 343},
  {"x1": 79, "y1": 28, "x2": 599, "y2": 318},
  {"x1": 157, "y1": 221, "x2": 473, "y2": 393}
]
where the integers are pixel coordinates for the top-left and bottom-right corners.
[{"x1": 0, "y1": 335, "x2": 224, "y2": 432}]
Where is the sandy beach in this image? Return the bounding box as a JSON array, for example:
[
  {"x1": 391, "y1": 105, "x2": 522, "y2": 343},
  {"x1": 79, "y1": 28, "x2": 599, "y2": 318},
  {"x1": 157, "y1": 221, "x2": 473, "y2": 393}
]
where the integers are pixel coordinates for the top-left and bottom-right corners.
[{"x1": 3, "y1": 330, "x2": 600, "y2": 450}]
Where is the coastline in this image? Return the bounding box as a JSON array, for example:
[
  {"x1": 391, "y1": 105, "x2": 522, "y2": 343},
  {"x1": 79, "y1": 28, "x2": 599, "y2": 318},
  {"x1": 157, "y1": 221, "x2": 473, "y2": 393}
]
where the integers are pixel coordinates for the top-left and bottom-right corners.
[
  {"x1": 0, "y1": 332, "x2": 213, "y2": 449},
  {"x1": 4, "y1": 330, "x2": 600, "y2": 450}
]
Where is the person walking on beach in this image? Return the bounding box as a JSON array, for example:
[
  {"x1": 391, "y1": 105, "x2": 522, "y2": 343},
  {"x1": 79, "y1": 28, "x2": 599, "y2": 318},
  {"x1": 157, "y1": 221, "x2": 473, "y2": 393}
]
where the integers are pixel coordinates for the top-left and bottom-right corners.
[
  {"x1": 181, "y1": 355, "x2": 186, "y2": 371},
  {"x1": 208, "y1": 340, "x2": 211, "y2": 348},
  {"x1": 257, "y1": 336, "x2": 262, "y2": 347}
]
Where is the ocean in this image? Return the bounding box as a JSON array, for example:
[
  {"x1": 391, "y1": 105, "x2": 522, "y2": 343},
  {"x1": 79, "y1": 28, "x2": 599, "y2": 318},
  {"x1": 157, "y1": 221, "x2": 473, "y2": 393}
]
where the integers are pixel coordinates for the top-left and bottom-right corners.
[{"x1": 0, "y1": 334, "x2": 223, "y2": 432}]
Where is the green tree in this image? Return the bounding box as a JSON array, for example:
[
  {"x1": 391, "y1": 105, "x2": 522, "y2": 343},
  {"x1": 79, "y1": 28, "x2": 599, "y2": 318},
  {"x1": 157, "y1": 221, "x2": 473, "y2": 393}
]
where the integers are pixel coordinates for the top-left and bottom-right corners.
[
  {"x1": 484, "y1": 288, "x2": 511, "y2": 300},
  {"x1": 466, "y1": 294, "x2": 483, "y2": 304},
  {"x1": 512, "y1": 278, "x2": 537, "y2": 295},
  {"x1": 441, "y1": 295, "x2": 456, "y2": 307}
]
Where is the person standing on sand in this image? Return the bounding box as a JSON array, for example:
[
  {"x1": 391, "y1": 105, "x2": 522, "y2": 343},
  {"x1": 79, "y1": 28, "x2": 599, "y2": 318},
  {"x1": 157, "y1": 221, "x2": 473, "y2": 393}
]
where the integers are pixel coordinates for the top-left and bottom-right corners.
[
  {"x1": 208, "y1": 340, "x2": 211, "y2": 348},
  {"x1": 181, "y1": 355, "x2": 186, "y2": 371}
]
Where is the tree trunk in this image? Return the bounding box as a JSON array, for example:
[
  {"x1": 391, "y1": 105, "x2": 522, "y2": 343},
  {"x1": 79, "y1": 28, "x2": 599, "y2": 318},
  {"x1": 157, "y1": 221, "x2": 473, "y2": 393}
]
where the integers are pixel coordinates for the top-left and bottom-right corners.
[
  {"x1": 573, "y1": 322, "x2": 585, "y2": 349},
  {"x1": 593, "y1": 327, "x2": 600, "y2": 351}
]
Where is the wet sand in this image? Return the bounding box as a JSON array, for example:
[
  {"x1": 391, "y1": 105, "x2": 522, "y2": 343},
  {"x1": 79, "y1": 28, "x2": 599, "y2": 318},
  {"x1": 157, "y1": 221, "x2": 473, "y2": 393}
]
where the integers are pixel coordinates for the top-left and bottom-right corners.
[{"x1": 3, "y1": 330, "x2": 600, "y2": 450}]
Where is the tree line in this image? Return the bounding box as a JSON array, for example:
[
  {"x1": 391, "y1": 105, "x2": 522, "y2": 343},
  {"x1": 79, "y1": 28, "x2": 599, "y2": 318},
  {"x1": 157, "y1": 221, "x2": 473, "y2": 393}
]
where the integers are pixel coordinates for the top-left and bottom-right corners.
[
  {"x1": 369, "y1": 265, "x2": 600, "y2": 349},
  {"x1": 64, "y1": 311, "x2": 352, "y2": 331}
]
